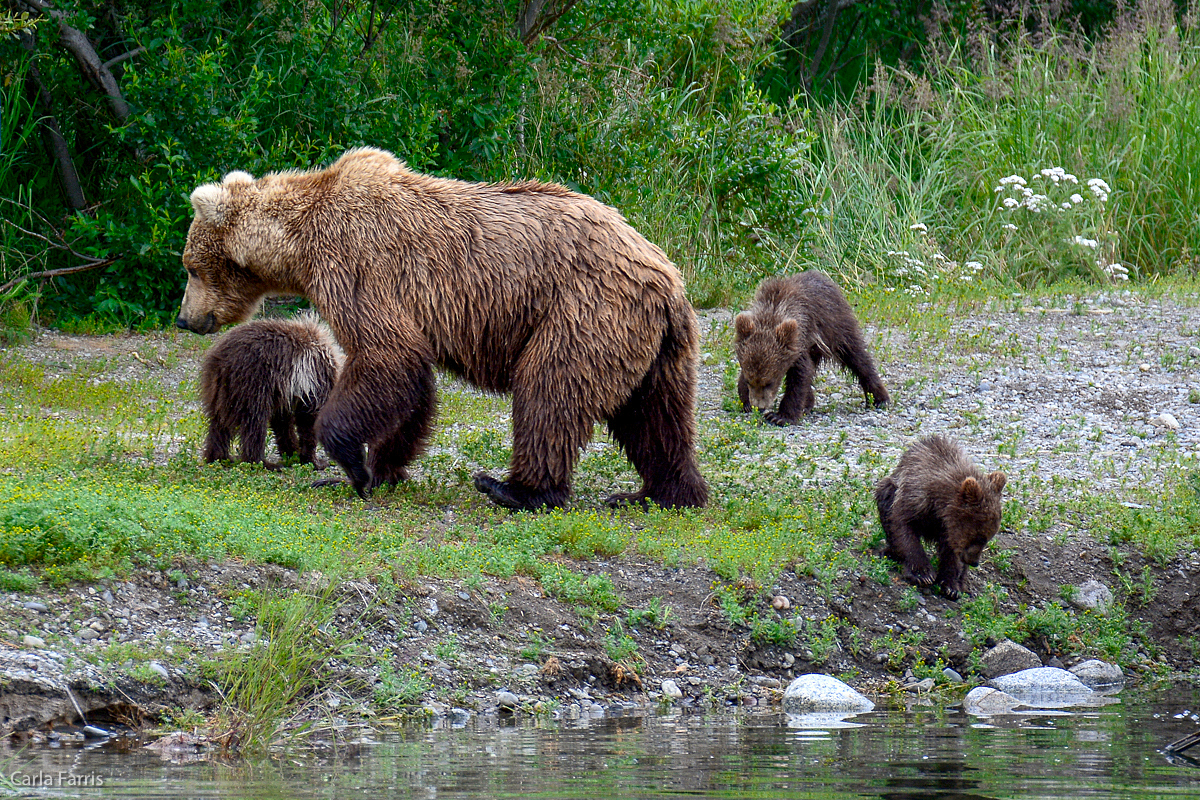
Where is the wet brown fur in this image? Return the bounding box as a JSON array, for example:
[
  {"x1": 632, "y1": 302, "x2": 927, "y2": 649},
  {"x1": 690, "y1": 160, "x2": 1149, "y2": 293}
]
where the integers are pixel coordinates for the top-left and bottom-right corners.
[
  {"x1": 875, "y1": 435, "x2": 1007, "y2": 600},
  {"x1": 199, "y1": 314, "x2": 344, "y2": 470},
  {"x1": 734, "y1": 271, "x2": 889, "y2": 425},
  {"x1": 177, "y1": 148, "x2": 708, "y2": 510}
]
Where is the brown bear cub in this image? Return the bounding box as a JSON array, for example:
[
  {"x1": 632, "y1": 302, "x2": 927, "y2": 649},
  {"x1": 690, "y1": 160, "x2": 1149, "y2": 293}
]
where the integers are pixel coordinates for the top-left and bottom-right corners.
[
  {"x1": 199, "y1": 313, "x2": 344, "y2": 470},
  {"x1": 735, "y1": 271, "x2": 889, "y2": 425},
  {"x1": 875, "y1": 435, "x2": 1007, "y2": 600}
]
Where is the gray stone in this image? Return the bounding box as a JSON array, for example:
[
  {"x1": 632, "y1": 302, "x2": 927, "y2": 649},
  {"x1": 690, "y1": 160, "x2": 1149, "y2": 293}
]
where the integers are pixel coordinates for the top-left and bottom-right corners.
[
  {"x1": 963, "y1": 686, "x2": 1021, "y2": 716},
  {"x1": 1069, "y1": 659, "x2": 1124, "y2": 689},
  {"x1": 1153, "y1": 412, "x2": 1181, "y2": 431},
  {"x1": 497, "y1": 691, "x2": 519, "y2": 710},
  {"x1": 942, "y1": 667, "x2": 964, "y2": 684},
  {"x1": 149, "y1": 661, "x2": 170, "y2": 680},
  {"x1": 23, "y1": 602, "x2": 48, "y2": 613},
  {"x1": 78, "y1": 628, "x2": 100, "y2": 641},
  {"x1": 981, "y1": 639, "x2": 1042, "y2": 678},
  {"x1": 1070, "y1": 580, "x2": 1114, "y2": 615},
  {"x1": 22, "y1": 635, "x2": 45, "y2": 649},
  {"x1": 782, "y1": 674, "x2": 874, "y2": 714},
  {"x1": 660, "y1": 679, "x2": 683, "y2": 700},
  {"x1": 82, "y1": 725, "x2": 110, "y2": 739},
  {"x1": 987, "y1": 667, "x2": 1096, "y2": 708}
]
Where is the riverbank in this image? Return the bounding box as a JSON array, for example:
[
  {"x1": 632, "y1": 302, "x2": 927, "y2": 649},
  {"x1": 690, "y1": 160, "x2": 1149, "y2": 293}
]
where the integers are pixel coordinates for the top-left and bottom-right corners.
[{"x1": 2, "y1": 288, "x2": 1199, "y2": 746}]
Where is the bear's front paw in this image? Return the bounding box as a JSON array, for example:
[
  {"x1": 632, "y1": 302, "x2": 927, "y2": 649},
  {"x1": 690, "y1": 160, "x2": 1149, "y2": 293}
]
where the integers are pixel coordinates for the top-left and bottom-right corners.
[
  {"x1": 762, "y1": 410, "x2": 795, "y2": 426},
  {"x1": 311, "y1": 458, "x2": 330, "y2": 471},
  {"x1": 939, "y1": 583, "x2": 962, "y2": 601},
  {"x1": 904, "y1": 565, "x2": 935, "y2": 587}
]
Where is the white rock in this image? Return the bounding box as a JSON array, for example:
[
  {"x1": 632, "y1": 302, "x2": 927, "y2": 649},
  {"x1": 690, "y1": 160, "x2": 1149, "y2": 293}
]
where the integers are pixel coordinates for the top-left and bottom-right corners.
[
  {"x1": 1069, "y1": 580, "x2": 1113, "y2": 615},
  {"x1": 782, "y1": 674, "x2": 874, "y2": 714},
  {"x1": 963, "y1": 686, "x2": 1021, "y2": 715},
  {"x1": 1154, "y1": 412, "x2": 1181, "y2": 431},
  {"x1": 22, "y1": 635, "x2": 45, "y2": 649},
  {"x1": 1069, "y1": 659, "x2": 1124, "y2": 689},
  {"x1": 988, "y1": 667, "x2": 1096, "y2": 708},
  {"x1": 660, "y1": 679, "x2": 683, "y2": 700}
]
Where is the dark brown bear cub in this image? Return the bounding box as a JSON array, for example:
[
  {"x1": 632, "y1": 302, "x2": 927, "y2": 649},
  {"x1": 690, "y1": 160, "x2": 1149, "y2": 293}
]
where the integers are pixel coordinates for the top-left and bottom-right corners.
[
  {"x1": 199, "y1": 313, "x2": 344, "y2": 470},
  {"x1": 735, "y1": 271, "x2": 889, "y2": 425},
  {"x1": 875, "y1": 435, "x2": 1006, "y2": 600}
]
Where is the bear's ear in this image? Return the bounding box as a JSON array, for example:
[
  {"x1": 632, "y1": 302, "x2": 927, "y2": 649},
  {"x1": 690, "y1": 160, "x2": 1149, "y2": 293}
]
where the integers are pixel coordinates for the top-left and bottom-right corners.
[
  {"x1": 222, "y1": 170, "x2": 255, "y2": 186},
  {"x1": 775, "y1": 318, "x2": 799, "y2": 346},
  {"x1": 190, "y1": 183, "x2": 232, "y2": 226},
  {"x1": 960, "y1": 476, "x2": 982, "y2": 503},
  {"x1": 987, "y1": 471, "x2": 1006, "y2": 493},
  {"x1": 734, "y1": 313, "x2": 755, "y2": 339}
]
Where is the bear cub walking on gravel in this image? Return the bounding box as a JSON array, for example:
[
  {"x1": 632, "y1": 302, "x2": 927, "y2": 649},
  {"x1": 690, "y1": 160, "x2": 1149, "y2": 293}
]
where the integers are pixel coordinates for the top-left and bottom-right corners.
[
  {"x1": 200, "y1": 313, "x2": 344, "y2": 470},
  {"x1": 875, "y1": 435, "x2": 1007, "y2": 600},
  {"x1": 735, "y1": 271, "x2": 889, "y2": 425}
]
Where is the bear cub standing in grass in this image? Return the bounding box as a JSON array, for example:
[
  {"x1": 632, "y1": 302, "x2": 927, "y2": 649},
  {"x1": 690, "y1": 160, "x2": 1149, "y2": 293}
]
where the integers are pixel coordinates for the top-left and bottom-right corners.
[
  {"x1": 735, "y1": 271, "x2": 889, "y2": 425},
  {"x1": 200, "y1": 312, "x2": 344, "y2": 470},
  {"x1": 875, "y1": 435, "x2": 1007, "y2": 600}
]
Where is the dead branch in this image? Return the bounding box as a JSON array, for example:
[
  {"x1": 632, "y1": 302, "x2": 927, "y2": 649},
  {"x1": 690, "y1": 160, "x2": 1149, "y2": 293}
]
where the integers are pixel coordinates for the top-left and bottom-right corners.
[
  {"x1": 516, "y1": 0, "x2": 580, "y2": 46},
  {"x1": 0, "y1": 257, "x2": 119, "y2": 296},
  {"x1": 16, "y1": 29, "x2": 88, "y2": 210}
]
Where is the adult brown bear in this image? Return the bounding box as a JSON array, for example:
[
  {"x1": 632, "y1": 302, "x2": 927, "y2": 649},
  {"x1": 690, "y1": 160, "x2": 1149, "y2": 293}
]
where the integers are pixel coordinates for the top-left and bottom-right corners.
[{"x1": 176, "y1": 148, "x2": 708, "y2": 511}]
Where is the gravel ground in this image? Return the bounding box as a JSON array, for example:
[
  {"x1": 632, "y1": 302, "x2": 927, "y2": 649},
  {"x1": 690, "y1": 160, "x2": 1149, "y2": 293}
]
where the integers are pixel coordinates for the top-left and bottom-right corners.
[{"x1": 2, "y1": 289, "x2": 1199, "y2": 741}]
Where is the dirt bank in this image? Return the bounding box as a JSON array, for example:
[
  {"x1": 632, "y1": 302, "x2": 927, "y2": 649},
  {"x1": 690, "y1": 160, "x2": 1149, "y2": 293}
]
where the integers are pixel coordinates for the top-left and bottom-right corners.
[{"x1": 2, "y1": 290, "x2": 1199, "y2": 739}]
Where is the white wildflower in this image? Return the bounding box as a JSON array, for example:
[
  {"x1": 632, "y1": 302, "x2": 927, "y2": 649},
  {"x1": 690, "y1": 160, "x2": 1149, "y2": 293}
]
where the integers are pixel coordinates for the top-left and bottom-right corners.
[
  {"x1": 1073, "y1": 235, "x2": 1099, "y2": 248},
  {"x1": 931, "y1": 253, "x2": 947, "y2": 261},
  {"x1": 997, "y1": 175, "x2": 1027, "y2": 188},
  {"x1": 959, "y1": 274, "x2": 973, "y2": 282},
  {"x1": 1087, "y1": 178, "x2": 1111, "y2": 202},
  {"x1": 1062, "y1": 202, "x2": 1072, "y2": 209},
  {"x1": 965, "y1": 261, "x2": 984, "y2": 271},
  {"x1": 1070, "y1": 193, "x2": 1084, "y2": 204},
  {"x1": 1002, "y1": 197, "x2": 1020, "y2": 209},
  {"x1": 910, "y1": 222, "x2": 928, "y2": 233},
  {"x1": 1002, "y1": 223, "x2": 1018, "y2": 231}
]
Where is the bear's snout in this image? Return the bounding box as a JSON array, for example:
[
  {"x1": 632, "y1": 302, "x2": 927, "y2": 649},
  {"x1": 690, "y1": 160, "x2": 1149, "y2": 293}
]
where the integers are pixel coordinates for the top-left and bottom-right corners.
[{"x1": 176, "y1": 312, "x2": 217, "y2": 335}]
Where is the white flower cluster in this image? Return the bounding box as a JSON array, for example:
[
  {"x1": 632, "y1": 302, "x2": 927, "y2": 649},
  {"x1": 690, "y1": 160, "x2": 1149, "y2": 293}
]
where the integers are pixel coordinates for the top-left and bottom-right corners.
[
  {"x1": 887, "y1": 231, "x2": 986, "y2": 287},
  {"x1": 994, "y1": 168, "x2": 1110, "y2": 213}
]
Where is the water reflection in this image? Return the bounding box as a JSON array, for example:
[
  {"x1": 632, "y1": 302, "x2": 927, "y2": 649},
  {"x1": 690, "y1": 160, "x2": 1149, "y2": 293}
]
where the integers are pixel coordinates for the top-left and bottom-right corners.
[{"x1": 3, "y1": 685, "x2": 1198, "y2": 799}]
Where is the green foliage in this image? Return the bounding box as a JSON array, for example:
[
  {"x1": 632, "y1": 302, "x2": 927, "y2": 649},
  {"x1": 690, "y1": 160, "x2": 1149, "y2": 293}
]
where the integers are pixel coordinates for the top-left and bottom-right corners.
[
  {"x1": 213, "y1": 587, "x2": 357, "y2": 751},
  {"x1": 0, "y1": 566, "x2": 37, "y2": 593},
  {"x1": 375, "y1": 660, "x2": 431, "y2": 711},
  {"x1": 626, "y1": 596, "x2": 673, "y2": 630}
]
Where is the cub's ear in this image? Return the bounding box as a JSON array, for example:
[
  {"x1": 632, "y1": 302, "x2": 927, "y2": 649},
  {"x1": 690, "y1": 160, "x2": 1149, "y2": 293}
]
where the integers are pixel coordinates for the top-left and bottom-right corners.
[
  {"x1": 734, "y1": 312, "x2": 755, "y2": 339},
  {"x1": 190, "y1": 183, "x2": 232, "y2": 226},
  {"x1": 775, "y1": 318, "x2": 799, "y2": 346},
  {"x1": 222, "y1": 170, "x2": 255, "y2": 186},
  {"x1": 987, "y1": 471, "x2": 1007, "y2": 493},
  {"x1": 960, "y1": 476, "x2": 982, "y2": 503}
]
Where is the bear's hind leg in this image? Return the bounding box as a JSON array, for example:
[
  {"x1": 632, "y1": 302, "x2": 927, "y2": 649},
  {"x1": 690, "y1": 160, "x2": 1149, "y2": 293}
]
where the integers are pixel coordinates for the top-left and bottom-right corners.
[
  {"x1": 836, "y1": 336, "x2": 889, "y2": 408},
  {"x1": 269, "y1": 408, "x2": 299, "y2": 468},
  {"x1": 294, "y1": 407, "x2": 327, "y2": 470},
  {"x1": 604, "y1": 321, "x2": 707, "y2": 509},
  {"x1": 203, "y1": 418, "x2": 233, "y2": 463}
]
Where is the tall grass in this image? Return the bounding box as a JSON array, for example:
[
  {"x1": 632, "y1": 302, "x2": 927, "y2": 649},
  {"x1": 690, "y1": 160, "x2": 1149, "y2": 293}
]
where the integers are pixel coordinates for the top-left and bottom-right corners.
[
  {"x1": 513, "y1": 0, "x2": 1199, "y2": 302},
  {"x1": 795, "y1": 1, "x2": 1200, "y2": 291}
]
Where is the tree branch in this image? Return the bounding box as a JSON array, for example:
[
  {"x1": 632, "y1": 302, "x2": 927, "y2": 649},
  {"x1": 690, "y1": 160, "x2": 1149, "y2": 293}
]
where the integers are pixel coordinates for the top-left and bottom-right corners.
[
  {"x1": 101, "y1": 45, "x2": 145, "y2": 71},
  {"x1": 0, "y1": 258, "x2": 119, "y2": 296},
  {"x1": 515, "y1": 0, "x2": 580, "y2": 46},
  {"x1": 14, "y1": 0, "x2": 131, "y2": 121},
  {"x1": 17, "y1": 29, "x2": 88, "y2": 210}
]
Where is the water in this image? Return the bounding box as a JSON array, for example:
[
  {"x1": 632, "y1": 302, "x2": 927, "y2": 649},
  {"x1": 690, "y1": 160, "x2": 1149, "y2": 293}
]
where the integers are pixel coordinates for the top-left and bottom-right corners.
[{"x1": 4, "y1": 685, "x2": 1198, "y2": 799}]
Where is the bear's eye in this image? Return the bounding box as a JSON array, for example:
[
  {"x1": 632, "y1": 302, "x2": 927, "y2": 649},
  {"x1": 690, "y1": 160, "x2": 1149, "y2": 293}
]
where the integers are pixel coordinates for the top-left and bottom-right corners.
[{"x1": 186, "y1": 267, "x2": 199, "y2": 279}]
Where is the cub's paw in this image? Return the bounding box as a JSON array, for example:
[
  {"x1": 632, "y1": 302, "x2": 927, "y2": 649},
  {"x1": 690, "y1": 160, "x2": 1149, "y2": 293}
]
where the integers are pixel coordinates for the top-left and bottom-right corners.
[
  {"x1": 605, "y1": 491, "x2": 650, "y2": 510},
  {"x1": 904, "y1": 565, "x2": 935, "y2": 588},
  {"x1": 762, "y1": 411, "x2": 795, "y2": 427}
]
